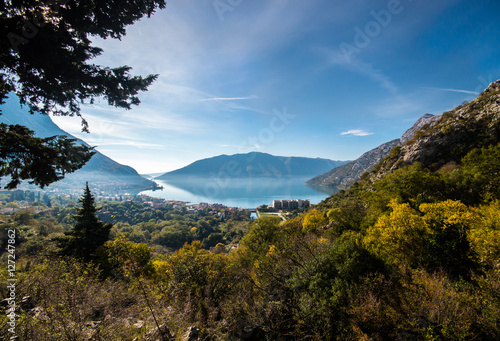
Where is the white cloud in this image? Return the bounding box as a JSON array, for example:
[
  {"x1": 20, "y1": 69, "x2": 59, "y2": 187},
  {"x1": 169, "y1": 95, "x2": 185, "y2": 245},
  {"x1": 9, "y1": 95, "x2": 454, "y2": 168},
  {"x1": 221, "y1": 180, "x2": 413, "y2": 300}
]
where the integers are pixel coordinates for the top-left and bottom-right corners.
[
  {"x1": 340, "y1": 129, "x2": 373, "y2": 136},
  {"x1": 87, "y1": 140, "x2": 167, "y2": 149},
  {"x1": 199, "y1": 95, "x2": 258, "y2": 102},
  {"x1": 423, "y1": 87, "x2": 479, "y2": 95}
]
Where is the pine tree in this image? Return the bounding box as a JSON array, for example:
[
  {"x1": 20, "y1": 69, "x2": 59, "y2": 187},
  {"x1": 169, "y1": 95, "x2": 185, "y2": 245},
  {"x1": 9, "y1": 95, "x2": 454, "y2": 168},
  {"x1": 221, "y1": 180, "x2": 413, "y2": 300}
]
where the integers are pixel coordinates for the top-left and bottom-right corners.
[{"x1": 57, "y1": 183, "x2": 112, "y2": 262}]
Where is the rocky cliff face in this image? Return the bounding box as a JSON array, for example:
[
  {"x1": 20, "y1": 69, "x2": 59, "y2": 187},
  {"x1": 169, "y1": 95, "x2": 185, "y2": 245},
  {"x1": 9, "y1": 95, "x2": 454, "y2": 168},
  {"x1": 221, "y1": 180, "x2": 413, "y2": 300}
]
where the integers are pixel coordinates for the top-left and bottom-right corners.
[
  {"x1": 371, "y1": 80, "x2": 500, "y2": 180},
  {"x1": 399, "y1": 113, "x2": 441, "y2": 144},
  {"x1": 307, "y1": 113, "x2": 441, "y2": 189}
]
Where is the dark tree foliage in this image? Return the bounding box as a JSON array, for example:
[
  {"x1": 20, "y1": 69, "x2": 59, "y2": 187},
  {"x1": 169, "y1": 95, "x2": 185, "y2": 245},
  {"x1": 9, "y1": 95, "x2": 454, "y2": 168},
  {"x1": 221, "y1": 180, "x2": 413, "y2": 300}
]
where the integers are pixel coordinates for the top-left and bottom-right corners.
[
  {"x1": 1, "y1": 0, "x2": 166, "y2": 125},
  {"x1": 56, "y1": 183, "x2": 112, "y2": 262},
  {"x1": 0, "y1": 123, "x2": 95, "y2": 189},
  {"x1": 462, "y1": 143, "x2": 500, "y2": 200},
  {"x1": 0, "y1": 0, "x2": 165, "y2": 187}
]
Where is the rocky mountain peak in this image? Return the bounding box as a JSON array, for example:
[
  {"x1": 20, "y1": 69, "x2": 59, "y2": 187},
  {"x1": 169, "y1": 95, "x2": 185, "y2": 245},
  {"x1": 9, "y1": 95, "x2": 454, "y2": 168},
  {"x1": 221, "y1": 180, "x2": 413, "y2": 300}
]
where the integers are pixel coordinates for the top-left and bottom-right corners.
[
  {"x1": 374, "y1": 80, "x2": 500, "y2": 178},
  {"x1": 400, "y1": 113, "x2": 441, "y2": 145}
]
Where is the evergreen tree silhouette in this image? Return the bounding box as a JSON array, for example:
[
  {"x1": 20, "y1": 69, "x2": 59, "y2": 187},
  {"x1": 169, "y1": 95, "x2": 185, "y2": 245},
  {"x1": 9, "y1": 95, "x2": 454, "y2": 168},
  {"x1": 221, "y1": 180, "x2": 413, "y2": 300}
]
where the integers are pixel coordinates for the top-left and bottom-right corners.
[{"x1": 57, "y1": 183, "x2": 111, "y2": 262}]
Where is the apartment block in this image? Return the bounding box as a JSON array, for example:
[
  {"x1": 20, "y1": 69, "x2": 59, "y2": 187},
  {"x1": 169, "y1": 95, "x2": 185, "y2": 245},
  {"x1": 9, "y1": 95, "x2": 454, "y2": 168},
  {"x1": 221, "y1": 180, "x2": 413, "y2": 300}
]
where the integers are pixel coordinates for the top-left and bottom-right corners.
[{"x1": 273, "y1": 199, "x2": 310, "y2": 210}]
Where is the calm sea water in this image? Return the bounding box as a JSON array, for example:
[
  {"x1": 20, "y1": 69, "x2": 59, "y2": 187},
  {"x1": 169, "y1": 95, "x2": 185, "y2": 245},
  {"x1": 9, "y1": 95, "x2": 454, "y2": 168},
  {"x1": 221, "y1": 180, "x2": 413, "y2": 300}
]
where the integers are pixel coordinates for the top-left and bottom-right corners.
[{"x1": 140, "y1": 177, "x2": 337, "y2": 208}]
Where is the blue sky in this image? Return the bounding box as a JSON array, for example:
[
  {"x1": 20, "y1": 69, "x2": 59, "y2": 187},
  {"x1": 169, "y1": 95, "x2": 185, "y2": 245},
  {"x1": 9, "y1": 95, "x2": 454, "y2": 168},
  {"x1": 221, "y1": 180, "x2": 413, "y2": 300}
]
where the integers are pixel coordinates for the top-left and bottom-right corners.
[{"x1": 28, "y1": 0, "x2": 500, "y2": 173}]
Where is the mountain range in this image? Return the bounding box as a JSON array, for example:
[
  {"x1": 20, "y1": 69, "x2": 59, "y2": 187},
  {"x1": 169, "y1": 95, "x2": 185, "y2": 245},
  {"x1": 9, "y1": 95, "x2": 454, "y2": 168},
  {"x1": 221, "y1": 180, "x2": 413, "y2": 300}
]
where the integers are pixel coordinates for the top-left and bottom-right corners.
[
  {"x1": 156, "y1": 152, "x2": 348, "y2": 181},
  {"x1": 0, "y1": 98, "x2": 156, "y2": 193}
]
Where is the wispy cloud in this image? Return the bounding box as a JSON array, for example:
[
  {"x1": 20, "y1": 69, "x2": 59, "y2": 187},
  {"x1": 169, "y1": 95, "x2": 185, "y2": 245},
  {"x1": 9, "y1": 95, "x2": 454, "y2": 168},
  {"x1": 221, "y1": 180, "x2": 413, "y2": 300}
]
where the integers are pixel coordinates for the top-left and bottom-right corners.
[
  {"x1": 424, "y1": 87, "x2": 479, "y2": 95},
  {"x1": 88, "y1": 140, "x2": 167, "y2": 149},
  {"x1": 370, "y1": 93, "x2": 427, "y2": 118},
  {"x1": 199, "y1": 95, "x2": 258, "y2": 102},
  {"x1": 320, "y1": 48, "x2": 399, "y2": 95},
  {"x1": 358, "y1": 62, "x2": 399, "y2": 95},
  {"x1": 341, "y1": 129, "x2": 373, "y2": 136}
]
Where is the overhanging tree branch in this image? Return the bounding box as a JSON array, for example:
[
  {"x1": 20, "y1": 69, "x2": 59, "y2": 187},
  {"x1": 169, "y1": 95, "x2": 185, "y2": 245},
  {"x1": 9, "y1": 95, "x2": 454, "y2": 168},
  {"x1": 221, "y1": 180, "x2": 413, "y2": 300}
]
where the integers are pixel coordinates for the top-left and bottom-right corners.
[
  {"x1": 0, "y1": 0, "x2": 166, "y2": 187},
  {"x1": 0, "y1": 123, "x2": 95, "y2": 189}
]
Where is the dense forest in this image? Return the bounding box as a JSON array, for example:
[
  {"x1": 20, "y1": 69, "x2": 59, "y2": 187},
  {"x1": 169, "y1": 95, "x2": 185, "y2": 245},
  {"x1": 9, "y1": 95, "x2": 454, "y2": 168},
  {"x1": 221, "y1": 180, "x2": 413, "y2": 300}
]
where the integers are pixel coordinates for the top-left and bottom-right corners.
[{"x1": 0, "y1": 196, "x2": 252, "y2": 256}]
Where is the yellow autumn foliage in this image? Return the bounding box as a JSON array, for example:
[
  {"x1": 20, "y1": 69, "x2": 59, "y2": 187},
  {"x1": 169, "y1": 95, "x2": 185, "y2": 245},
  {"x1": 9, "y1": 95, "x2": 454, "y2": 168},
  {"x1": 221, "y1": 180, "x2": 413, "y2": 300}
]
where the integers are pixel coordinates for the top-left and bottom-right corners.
[
  {"x1": 364, "y1": 199, "x2": 481, "y2": 269},
  {"x1": 469, "y1": 200, "x2": 500, "y2": 266},
  {"x1": 303, "y1": 209, "x2": 328, "y2": 232},
  {"x1": 420, "y1": 199, "x2": 475, "y2": 230},
  {"x1": 364, "y1": 199, "x2": 427, "y2": 267}
]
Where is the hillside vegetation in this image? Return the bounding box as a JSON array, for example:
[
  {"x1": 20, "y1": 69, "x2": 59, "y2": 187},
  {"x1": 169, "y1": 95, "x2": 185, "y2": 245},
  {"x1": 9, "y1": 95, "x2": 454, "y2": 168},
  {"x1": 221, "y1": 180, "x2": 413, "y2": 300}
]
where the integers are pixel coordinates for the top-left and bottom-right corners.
[{"x1": 2, "y1": 81, "x2": 500, "y2": 340}]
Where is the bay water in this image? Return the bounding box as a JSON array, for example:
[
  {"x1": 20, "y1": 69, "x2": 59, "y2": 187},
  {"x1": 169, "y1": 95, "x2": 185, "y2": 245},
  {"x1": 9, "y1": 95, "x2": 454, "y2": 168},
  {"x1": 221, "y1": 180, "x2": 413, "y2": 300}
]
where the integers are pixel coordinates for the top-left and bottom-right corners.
[{"x1": 140, "y1": 177, "x2": 337, "y2": 208}]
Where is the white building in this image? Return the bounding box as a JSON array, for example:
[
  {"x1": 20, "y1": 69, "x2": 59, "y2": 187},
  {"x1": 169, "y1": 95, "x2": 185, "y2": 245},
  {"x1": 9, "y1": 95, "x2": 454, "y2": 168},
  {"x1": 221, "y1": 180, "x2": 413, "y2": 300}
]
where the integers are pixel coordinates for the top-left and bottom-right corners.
[{"x1": 273, "y1": 199, "x2": 310, "y2": 210}]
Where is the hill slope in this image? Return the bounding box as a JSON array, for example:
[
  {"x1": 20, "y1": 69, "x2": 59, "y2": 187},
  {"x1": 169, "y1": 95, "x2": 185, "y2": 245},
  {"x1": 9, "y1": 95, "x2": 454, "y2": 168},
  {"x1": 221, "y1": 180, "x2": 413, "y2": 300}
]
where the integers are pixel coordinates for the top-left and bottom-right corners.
[
  {"x1": 371, "y1": 80, "x2": 500, "y2": 180},
  {"x1": 0, "y1": 97, "x2": 155, "y2": 193},
  {"x1": 307, "y1": 114, "x2": 441, "y2": 189},
  {"x1": 156, "y1": 152, "x2": 348, "y2": 180}
]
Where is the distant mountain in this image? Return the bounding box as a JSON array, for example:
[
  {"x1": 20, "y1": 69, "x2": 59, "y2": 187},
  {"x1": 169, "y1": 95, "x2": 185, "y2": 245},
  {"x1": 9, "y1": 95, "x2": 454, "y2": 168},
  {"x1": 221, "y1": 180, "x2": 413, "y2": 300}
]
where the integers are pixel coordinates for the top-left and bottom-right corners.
[
  {"x1": 156, "y1": 152, "x2": 348, "y2": 181},
  {"x1": 0, "y1": 97, "x2": 156, "y2": 193},
  {"x1": 306, "y1": 114, "x2": 441, "y2": 189}
]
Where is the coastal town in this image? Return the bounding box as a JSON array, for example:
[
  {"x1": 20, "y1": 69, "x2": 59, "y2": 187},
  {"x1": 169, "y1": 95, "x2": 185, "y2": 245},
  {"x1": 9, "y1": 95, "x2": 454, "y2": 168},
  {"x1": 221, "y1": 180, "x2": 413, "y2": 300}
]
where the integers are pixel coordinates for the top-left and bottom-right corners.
[{"x1": 0, "y1": 188, "x2": 310, "y2": 221}]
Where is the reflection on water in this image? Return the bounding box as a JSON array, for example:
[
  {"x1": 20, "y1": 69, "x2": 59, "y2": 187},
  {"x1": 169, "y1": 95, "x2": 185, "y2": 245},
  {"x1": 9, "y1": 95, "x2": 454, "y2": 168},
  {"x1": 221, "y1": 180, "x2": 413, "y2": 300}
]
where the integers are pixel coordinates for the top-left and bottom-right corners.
[{"x1": 140, "y1": 177, "x2": 338, "y2": 208}]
